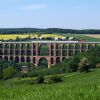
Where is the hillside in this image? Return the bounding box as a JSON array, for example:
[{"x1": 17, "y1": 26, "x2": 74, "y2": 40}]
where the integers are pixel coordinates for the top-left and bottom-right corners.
[{"x1": 0, "y1": 68, "x2": 100, "y2": 100}]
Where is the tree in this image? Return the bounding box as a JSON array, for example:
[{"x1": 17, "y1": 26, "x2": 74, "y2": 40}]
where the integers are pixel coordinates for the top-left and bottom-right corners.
[
  {"x1": 78, "y1": 58, "x2": 90, "y2": 72},
  {"x1": 3, "y1": 67, "x2": 16, "y2": 80}
]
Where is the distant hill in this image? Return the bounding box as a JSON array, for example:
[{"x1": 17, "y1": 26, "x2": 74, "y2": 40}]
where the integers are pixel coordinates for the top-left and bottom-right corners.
[{"x1": 0, "y1": 28, "x2": 100, "y2": 34}]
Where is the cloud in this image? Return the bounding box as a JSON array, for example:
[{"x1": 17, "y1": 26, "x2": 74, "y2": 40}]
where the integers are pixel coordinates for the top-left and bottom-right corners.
[{"x1": 22, "y1": 4, "x2": 48, "y2": 10}]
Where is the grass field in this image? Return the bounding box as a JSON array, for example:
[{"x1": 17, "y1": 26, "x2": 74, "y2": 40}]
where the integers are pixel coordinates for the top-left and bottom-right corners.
[{"x1": 0, "y1": 68, "x2": 100, "y2": 100}]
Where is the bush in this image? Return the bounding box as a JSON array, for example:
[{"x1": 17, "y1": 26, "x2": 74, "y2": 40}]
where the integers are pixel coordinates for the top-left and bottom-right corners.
[
  {"x1": 34, "y1": 76, "x2": 44, "y2": 84},
  {"x1": 0, "y1": 72, "x2": 3, "y2": 79},
  {"x1": 96, "y1": 63, "x2": 100, "y2": 68},
  {"x1": 3, "y1": 67, "x2": 16, "y2": 80},
  {"x1": 48, "y1": 75, "x2": 63, "y2": 83}
]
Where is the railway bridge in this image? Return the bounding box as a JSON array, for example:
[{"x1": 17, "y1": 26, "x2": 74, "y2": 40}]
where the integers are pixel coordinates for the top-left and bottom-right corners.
[{"x1": 0, "y1": 41, "x2": 100, "y2": 68}]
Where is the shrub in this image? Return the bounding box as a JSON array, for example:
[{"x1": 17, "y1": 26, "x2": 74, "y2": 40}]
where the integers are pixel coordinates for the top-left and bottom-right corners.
[
  {"x1": 3, "y1": 67, "x2": 16, "y2": 80},
  {"x1": 48, "y1": 75, "x2": 63, "y2": 83},
  {"x1": 0, "y1": 72, "x2": 3, "y2": 79},
  {"x1": 96, "y1": 63, "x2": 100, "y2": 68},
  {"x1": 34, "y1": 76, "x2": 44, "y2": 84}
]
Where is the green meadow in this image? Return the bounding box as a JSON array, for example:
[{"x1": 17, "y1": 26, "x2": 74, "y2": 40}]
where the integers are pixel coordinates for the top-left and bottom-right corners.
[{"x1": 0, "y1": 68, "x2": 100, "y2": 100}]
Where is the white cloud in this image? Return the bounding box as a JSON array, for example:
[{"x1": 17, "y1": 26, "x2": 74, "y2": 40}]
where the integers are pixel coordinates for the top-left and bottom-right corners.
[{"x1": 22, "y1": 4, "x2": 48, "y2": 10}]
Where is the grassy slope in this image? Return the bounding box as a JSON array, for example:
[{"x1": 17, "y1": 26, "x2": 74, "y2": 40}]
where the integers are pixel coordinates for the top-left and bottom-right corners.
[{"x1": 0, "y1": 68, "x2": 100, "y2": 100}]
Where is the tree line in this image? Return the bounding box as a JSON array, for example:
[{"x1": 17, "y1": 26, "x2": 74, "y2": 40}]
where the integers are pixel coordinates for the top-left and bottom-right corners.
[{"x1": 0, "y1": 28, "x2": 100, "y2": 34}]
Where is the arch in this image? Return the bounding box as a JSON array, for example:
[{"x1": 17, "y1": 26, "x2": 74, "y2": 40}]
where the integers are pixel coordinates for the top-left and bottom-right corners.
[
  {"x1": 62, "y1": 50, "x2": 67, "y2": 56},
  {"x1": 27, "y1": 44, "x2": 31, "y2": 49},
  {"x1": 51, "y1": 44, "x2": 54, "y2": 49},
  {"x1": 69, "y1": 44, "x2": 74, "y2": 49},
  {"x1": 75, "y1": 50, "x2": 80, "y2": 55},
  {"x1": 63, "y1": 44, "x2": 68, "y2": 49},
  {"x1": 39, "y1": 44, "x2": 49, "y2": 56},
  {"x1": 10, "y1": 44, "x2": 15, "y2": 49},
  {"x1": 38, "y1": 57, "x2": 48, "y2": 67},
  {"x1": 26, "y1": 50, "x2": 31, "y2": 56},
  {"x1": 0, "y1": 50, "x2": 3, "y2": 55},
  {"x1": 75, "y1": 44, "x2": 80, "y2": 49},
  {"x1": 10, "y1": 50, "x2": 14, "y2": 55},
  {"x1": 16, "y1": 44, "x2": 20, "y2": 49},
  {"x1": 21, "y1": 44, "x2": 26, "y2": 49},
  {"x1": 62, "y1": 57, "x2": 66, "y2": 61},
  {"x1": 21, "y1": 50, "x2": 25, "y2": 55},
  {"x1": 81, "y1": 44, "x2": 87, "y2": 49},
  {"x1": 69, "y1": 50, "x2": 74, "y2": 56},
  {"x1": 56, "y1": 50, "x2": 61, "y2": 56},
  {"x1": 4, "y1": 50, "x2": 8, "y2": 55},
  {"x1": 26, "y1": 57, "x2": 30, "y2": 62},
  {"x1": 56, "y1": 44, "x2": 61, "y2": 49},
  {"x1": 56, "y1": 57, "x2": 60, "y2": 64},
  {"x1": 15, "y1": 56, "x2": 19, "y2": 63},
  {"x1": 21, "y1": 56, "x2": 25, "y2": 62},
  {"x1": 5, "y1": 44, "x2": 9, "y2": 49},
  {"x1": 51, "y1": 57, "x2": 54, "y2": 64},
  {"x1": 10, "y1": 56, "x2": 14, "y2": 61},
  {"x1": 33, "y1": 57, "x2": 36, "y2": 64},
  {"x1": 88, "y1": 44, "x2": 94, "y2": 49},
  {"x1": 15, "y1": 50, "x2": 20, "y2": 55},
  {"x1": 0, "y1": 56, "x2": 2, "y2": 60},
  {"x1": 33, "y1": 44, "x2": 36, "y2": 49},
  {"x1": 4, "y1": 56, "x2": 8, "y2": 61},
  {"x1": 0, "y1": 44, "x2": 3, "y2": 49}
]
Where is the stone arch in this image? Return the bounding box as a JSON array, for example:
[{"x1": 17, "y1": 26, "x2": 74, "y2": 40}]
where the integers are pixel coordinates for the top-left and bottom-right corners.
[
  {"x1": 33, "y1": 57, "x2": 36, "y2": 64},
  {"x1": 62, "y1": 57, "x2": 66, "y2": 61},
  {"x1": 56, "y1": 57, "x2": 60, "y2": 64},
  {"x1": 27, "y1": 44, "x2": 31, "y2": 49},
  {"x1": 75, "y1": 50, "x2": 80, "y2": 55},
  {"x1": 0, "y1": 56, "x2": 2, "y2": 60},
  {"x1": 5, "y1": 44, "x2": 9, "y2": 49},
  {"x1": 62, "y1": 50, "x2": 67, "y2": 56},
  {"x1": 10, "y1": 44, "x2": 15, "y2": 49},
  {"x1": 38, "y1": 44, "x2": 49, "y2": 56},
  {"x1": 10, "y1": 56, "x2": 14, "y2": 61},
  {"x1": 75, "y1": 44, "x2": 80, "y2": 49},
  {"x1": 26, "y1": 50, "x2": 31, "y2": 56},
  {"x1": 21, "y1": 44, "x2": 26, "y2": 49},
  {"x1": 4, "y1": 56, "x2": 8, "y2": 61},
  {"x1": 4, "y1": 50, "x2": 8, "y2": 55},
  {"x1": 0, "y1": 50, "x2": 3, "y2": 55},
  {"x1": 15, "y1": 50, "x2": 20, "y2": 55},
  {"x1": 21, "y1": 50, "x2": 25, "y2": 55},
  {"x1": 26, "y1": 57, "x2": 30, "y2": 62},
  {"x1": 51, "y1": 57, "x2": 54, "y2": 64},
  {"x1": 16, "y1": 44, "x2": 20, "y2": 49},
  {"x1": 56, "y1": 44, "x2": 61, "y2": 49},
  {"x1": 69, "y1": 44, "x2": 74, "y2": 49},
  {"x1": 0, "y1": 44, "x2": 3, "y2": 49},
  {"x1": 10, "y1": 50, "x2": 14, "y2": 55},
  {"x1": 15, "y1": 56, "x2": 19, "y2": 63},
  {"x1": 81, "y1": 44, "x2": 87, "y2": 49},
  {"x1": 56, "y1": 50, "x2": 61, "y2": 56},
  {"x1": 69, "y1": 50, "x2": 74, "y2": 56},
  {"x1": 88, "y1": 44, "x2": 94, "y2": 49},
  {"x1": 21, "y1": 56, "x2": 25, "y2": 62},
  {"x1": 38, "y1": 57, "x2": 48, "y2": 67},
  {"x1": 63, "y1": 44, "x2": 68, "y2": 49}
]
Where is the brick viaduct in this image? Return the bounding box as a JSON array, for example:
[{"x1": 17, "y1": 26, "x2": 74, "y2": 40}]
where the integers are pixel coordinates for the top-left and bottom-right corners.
[{"x1": 0, "y1": 41, "x2": 100, "y2": 68}]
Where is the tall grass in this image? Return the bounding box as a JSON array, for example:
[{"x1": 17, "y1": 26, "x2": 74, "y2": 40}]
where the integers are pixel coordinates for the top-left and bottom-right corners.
[{"x1": 0, "y1": 69, "x2": 100, "y2": 100}]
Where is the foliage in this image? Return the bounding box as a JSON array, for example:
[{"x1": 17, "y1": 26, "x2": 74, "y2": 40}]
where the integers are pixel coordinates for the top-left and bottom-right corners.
[
  {"x1": 34, "y1": 76, "x2": 44, "y2": 84},
  {"x1": 3, "y1": 67, "x2": 16, "y2": 80}
]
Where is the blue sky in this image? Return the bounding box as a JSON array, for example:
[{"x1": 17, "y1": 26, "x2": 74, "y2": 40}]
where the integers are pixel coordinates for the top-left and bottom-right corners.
[{"x1": 0, "y1": 0, "x2": 100, "y2": 29}]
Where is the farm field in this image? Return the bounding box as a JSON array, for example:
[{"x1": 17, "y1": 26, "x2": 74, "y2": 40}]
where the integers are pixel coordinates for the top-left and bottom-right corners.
[
  {"x1": 85, "y1": 34, "x2": 100, "y2": 39},
  {"x1": 0, "y1": 33, "x2": 100, "y2": 42},
  {"x1": 0, "y1": 68, "x2": 100, "y2": 100}
]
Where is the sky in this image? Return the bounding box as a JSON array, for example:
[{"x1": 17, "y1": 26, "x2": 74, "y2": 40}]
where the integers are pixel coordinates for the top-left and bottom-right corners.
[{"x1": 0, "y1": 0, "x2": 100, "y2": 29}]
